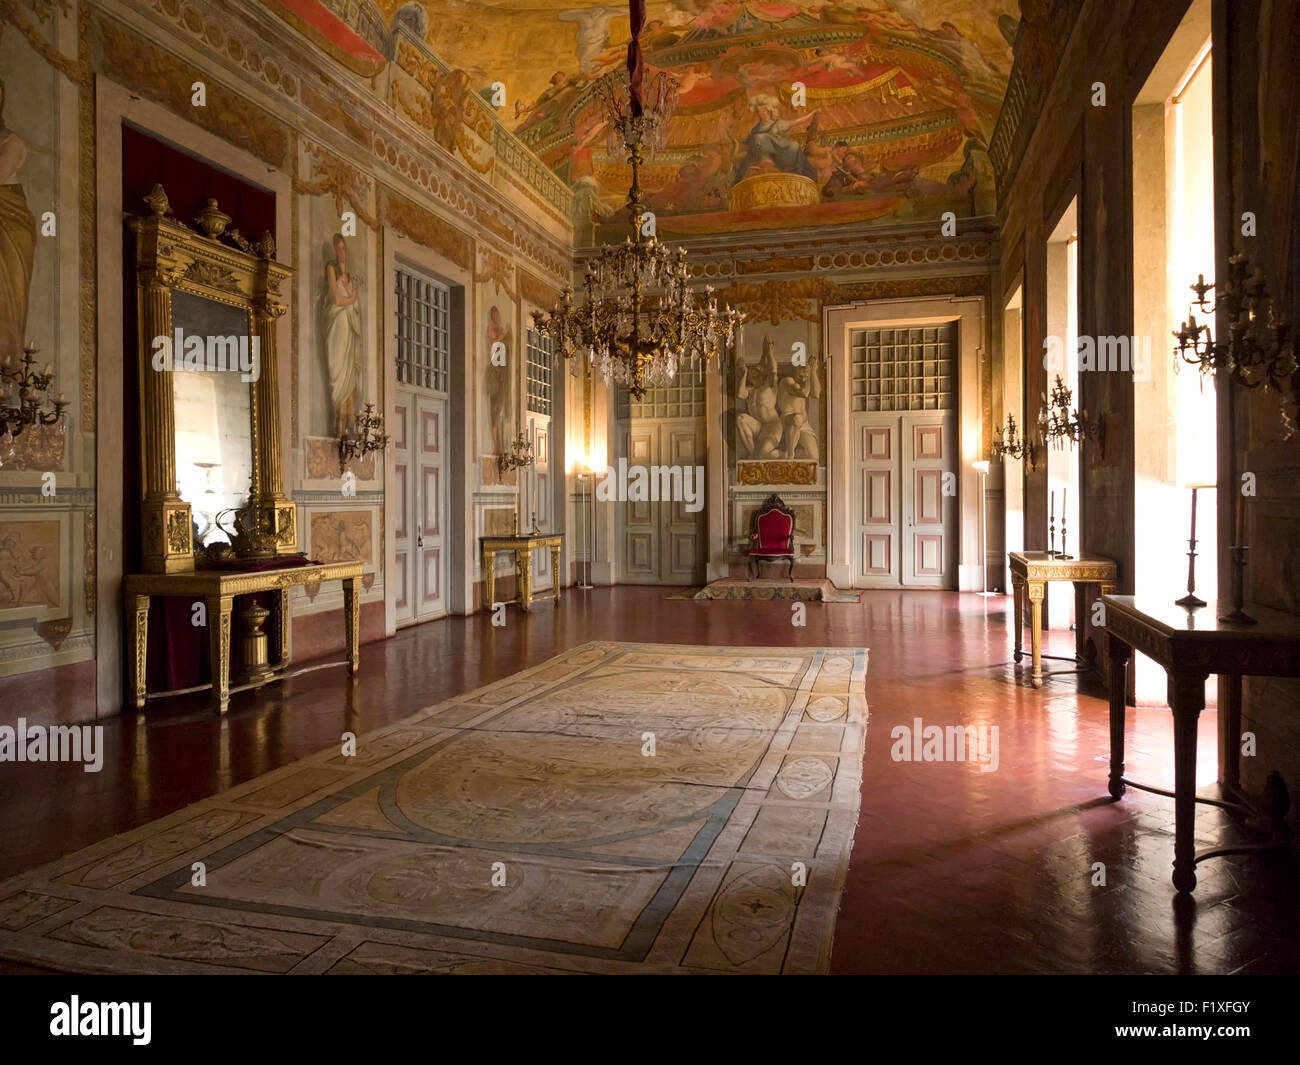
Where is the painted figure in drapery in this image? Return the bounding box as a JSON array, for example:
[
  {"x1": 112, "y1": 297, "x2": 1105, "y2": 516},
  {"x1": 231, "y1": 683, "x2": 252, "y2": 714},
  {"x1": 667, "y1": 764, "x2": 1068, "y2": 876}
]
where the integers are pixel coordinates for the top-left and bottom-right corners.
[
  {"x1": 0, "y1": 79, "x2": 35, "y2": 364},
  {"x1": 732, "y1": 96, "x2": 820, "y2": 183},
  {"x1": 323, "y1": 232, "x2": 363, "y2": 438},
  {"x1": 485, "y1": 304, "x2": 512, "y2": 456}
]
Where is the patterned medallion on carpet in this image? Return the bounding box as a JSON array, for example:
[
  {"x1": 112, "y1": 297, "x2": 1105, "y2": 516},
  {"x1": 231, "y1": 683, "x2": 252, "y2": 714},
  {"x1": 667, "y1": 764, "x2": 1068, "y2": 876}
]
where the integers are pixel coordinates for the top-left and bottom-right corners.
[{"x1": 0, "y1": 642, "x2": 868, "y2": 974}]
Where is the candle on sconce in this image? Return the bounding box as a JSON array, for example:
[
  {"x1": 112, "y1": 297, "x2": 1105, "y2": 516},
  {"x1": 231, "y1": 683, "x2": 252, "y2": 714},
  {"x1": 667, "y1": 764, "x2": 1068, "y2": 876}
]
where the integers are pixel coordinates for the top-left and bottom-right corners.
[
  {"x1": 1189, "y1": 486, "x2": 1198, "y2": 541},
  {"x1": 1050, "y1": 490, "x2": 1055, "y2": 524},
  {"x1": 1235, "y1": 492, "x2": 1245, "y2": 547}
]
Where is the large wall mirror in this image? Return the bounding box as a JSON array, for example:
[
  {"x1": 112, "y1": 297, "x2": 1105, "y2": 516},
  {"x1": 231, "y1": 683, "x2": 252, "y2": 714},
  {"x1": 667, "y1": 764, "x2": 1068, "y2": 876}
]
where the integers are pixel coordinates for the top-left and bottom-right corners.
[
  {"x1": 170, "y1": 291, "x2": 255, "y2": 547},
  {"x1": 130, "y1": 184, "x2": 295, "y2": 573}
]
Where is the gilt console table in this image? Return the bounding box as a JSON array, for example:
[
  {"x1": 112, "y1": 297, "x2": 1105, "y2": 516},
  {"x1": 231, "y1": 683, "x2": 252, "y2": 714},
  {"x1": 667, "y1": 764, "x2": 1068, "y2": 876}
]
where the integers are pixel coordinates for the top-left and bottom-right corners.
[
  {"x1": 481, "y1": 534, "x2": 562, "y2": 612},
  {"x1": 1009, "y1": 551, "x2": 1119, "y2": 688},
  {"x1": 124, "y1": 560, "x2": 363, "y2": 713},
  {"x1": 1102, "y1": 594, "x2": 1300, "y2": 893}
]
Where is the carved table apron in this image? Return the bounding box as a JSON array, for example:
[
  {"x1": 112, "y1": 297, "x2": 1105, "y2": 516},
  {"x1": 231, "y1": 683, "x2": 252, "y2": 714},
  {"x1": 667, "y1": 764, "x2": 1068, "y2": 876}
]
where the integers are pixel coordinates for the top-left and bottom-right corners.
[
  {"x1": 1009, "y1": 551, "x2": 1119, "y2": 688},
  {"x1": 481, "y1": 535, "x2": 563, "y2": 612},
  {"x1": 124, "y1": 560, "x2": 363, "y2": 713}
]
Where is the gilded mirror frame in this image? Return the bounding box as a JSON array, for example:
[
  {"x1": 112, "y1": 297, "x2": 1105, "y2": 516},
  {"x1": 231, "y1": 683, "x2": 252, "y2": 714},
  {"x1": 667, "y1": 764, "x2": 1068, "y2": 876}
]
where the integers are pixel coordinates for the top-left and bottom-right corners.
[{"x1": 129, "y1": 184, "x2": 295, "y2": 573}]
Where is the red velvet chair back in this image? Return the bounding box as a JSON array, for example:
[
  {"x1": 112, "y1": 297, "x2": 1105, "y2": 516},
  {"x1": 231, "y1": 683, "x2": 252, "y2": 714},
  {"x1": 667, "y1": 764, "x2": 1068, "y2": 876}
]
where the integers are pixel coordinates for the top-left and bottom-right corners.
[{"x1": 755, "y1": 508, "x2": 793, "y2": 552}]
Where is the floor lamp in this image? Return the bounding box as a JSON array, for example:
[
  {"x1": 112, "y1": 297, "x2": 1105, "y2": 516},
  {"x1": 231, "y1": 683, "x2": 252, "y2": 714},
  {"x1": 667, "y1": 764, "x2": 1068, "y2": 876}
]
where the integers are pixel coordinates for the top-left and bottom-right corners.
[
  {"x1": 576, "y1": 469, "x2": 594, "y2": 589},
  {"x1": 973, "y1": 460, "x2": 996, "y2": 597}
]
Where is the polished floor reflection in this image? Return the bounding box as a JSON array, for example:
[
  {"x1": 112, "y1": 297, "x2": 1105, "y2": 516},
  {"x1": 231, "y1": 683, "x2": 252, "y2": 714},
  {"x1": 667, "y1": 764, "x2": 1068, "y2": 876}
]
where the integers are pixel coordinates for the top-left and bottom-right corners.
[{"x1": 3, "y1": 588, "x2": 1297, "y2": 974}]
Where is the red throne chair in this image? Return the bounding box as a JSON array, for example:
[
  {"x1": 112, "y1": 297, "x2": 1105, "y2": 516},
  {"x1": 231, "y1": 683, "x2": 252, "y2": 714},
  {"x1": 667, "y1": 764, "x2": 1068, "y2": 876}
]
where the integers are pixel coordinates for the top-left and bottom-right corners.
[{"x1": 747, "y1": 493, "x2": 796, "y2": 581}]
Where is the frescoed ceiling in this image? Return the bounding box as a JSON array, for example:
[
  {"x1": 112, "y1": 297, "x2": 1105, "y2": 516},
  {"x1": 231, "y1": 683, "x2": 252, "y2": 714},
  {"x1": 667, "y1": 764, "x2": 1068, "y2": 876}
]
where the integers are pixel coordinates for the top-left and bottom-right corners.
[{"x1": 370, "y1": 1, "x2": 1023, "y2": 237}]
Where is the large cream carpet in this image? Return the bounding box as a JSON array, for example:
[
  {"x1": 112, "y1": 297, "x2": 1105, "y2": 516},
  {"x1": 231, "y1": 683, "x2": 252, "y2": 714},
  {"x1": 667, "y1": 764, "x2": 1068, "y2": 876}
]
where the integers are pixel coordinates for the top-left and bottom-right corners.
[{"x1": 0, "y1": 642, "x2": 868, "y2": 974}]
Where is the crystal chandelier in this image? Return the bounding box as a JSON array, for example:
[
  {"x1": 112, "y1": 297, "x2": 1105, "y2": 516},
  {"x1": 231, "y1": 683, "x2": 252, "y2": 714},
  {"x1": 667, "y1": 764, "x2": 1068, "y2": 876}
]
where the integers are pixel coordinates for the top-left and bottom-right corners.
[{"x1": 531, "y1": 0, "x2": 742, "y2": 399}]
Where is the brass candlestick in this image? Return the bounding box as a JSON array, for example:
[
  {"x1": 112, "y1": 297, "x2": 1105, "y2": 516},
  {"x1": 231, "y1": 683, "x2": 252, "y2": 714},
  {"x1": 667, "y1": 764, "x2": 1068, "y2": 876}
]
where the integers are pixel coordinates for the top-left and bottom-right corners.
[
  {"x1": 1057, "y1": 510, "x2": 1072, "y2": 560},
  {"x1": 1218, "y1": 546, "x2": 1257, "y2": 625},
  {"x1": 1176, "y1": 487, "x2": 1205, "y2": 607},
  {"x1": 1175, "y1": 538, "x2": 1206, "y2": 608}
]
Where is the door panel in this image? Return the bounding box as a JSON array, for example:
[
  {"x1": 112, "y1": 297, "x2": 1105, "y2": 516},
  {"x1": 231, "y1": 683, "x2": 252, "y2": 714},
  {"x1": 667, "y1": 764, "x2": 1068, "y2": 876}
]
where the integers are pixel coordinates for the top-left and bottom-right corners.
[
  {"x1": 393, "y1": 399, "x2": 412, "y2": 623},
  {"x1": 396, "y1": 389, "x2": 447, "y2": 623},
  {"x1": 615, "y1": 417, "x2": 705, "y2": 585},
  {"x1": 852, "y1": 418, "x2": 899, "y2": 584},
  {"x1": 851, "y1": 412, "x2": 954, "y2": 587},
  {"x1": 527, "y1": 414, "x2": 552, "y2": 590},
  {"x1": 901, "y1": 412, "x2": 953, "y2": 588}
]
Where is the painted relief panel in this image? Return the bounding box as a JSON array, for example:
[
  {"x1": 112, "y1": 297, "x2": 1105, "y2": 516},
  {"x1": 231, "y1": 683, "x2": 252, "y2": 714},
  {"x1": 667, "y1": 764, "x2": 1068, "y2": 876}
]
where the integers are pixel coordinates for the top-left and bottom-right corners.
[
  {"x1": 308, "y1": 510, "x2": 375, "y2": 565},
  {"x1": 730, "y1": 321, "x2": 823, "y2": 469},
  {"x1": 0, "y1": 519, "x2": 65, "y2": 621}
]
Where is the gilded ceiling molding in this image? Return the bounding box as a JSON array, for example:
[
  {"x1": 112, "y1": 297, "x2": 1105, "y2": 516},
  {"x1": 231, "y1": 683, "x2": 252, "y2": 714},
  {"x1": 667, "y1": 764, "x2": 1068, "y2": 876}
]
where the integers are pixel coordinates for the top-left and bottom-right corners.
[
  {"x1": 718, "y1": 273, "x2": 990, "y2": 325},
  {"x1": 380, "y1": 189, "x2": 472, "y2": 271},
  {"x1": 294, "y1": 143, "x2": 379, "y2": 231},
  {"x1": 262, "y1": 0, "x2": 386, "y2": 77},
  {"x1": 90, "y1": 10, "x2": 291, "y2": 169}
]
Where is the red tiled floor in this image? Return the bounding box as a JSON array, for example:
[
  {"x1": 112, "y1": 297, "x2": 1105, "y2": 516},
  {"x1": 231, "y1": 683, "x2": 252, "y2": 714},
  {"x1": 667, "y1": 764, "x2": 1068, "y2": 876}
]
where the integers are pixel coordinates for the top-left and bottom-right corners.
[{"x1": 1, "y1": 587, "x2": 1296, "y2": 974}]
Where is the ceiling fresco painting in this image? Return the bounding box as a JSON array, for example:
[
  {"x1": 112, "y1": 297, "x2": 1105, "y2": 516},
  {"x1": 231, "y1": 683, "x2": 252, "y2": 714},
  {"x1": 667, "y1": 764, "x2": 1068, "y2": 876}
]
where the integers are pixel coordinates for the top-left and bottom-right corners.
[{"x1": 294, "y1": 1, "x2": 1022, "y2": 238}]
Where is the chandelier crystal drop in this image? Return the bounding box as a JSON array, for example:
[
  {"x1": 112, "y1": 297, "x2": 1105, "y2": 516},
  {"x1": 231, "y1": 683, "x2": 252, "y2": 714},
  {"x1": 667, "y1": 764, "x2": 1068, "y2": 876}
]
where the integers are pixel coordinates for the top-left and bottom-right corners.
[{"x1": 532, "y1": 0, "x2": 742, "y2": 399}]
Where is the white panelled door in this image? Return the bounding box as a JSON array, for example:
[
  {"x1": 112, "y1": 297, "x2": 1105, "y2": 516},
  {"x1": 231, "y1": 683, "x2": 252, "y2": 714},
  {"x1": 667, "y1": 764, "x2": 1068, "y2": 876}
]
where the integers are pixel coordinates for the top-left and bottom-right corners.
[
  {"x1": 393, "y1": 264, "x2": 450, "y2": 626},
  {"x1": 848, "y1": 323, "x2": 957, "y2": 588}
]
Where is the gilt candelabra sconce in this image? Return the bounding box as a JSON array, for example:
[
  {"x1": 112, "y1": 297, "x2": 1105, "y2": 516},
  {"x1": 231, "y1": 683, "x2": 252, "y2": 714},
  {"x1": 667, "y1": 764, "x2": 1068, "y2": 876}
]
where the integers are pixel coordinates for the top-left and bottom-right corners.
[
  {"x1": 497, "y1": 431, "x2": 534, "y2": 476},
  {"x1": 990, "y1": 412, "x2": 1039, "y2": 472},
  {"x1": 0, "y1": 344, "x2": 69, "y2": 466},
  {"x1": 338, "y1": 403, "x2": 390, "y2": 472},
  {"x1": 1174, "y1": 256, "x2": 1297, "y2": 431},
  {"x1": 1038, "y1": 375, "x2": 1105, "y2": 456}
]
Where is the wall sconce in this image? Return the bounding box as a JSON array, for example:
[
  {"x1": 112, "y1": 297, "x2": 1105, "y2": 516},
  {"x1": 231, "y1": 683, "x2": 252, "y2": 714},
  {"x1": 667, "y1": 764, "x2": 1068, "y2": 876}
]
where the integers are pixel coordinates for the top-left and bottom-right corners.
[
  {"x1": 1174, "y1": 255, "x2": 1296, "y2": 401},
  {"x1": 1038, "y1": 374, "x2": 1104, "y2": 454},
  {"x1": 338, "y1": 403, "x2": 389, "y2": 471},
  {"x1": 497, "y1": 430, "x2": 534, "y2": 476},
  {"x1": 0, "y1": 344, "x2": 69, "y2": 465},
  {"x1": 990, "y1": 412, "x2": 1039, "y2": 471}
]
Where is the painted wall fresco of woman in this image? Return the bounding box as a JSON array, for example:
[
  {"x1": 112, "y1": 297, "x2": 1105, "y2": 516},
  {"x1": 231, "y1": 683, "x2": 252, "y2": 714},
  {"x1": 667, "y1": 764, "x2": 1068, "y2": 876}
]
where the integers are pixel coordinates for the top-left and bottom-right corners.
[
  {"x1": 323, "y1": 232, "x2": 363, "y2": 438},
  {"x1": 0, "y1": 78, "x2": 36, "y2": 363}
]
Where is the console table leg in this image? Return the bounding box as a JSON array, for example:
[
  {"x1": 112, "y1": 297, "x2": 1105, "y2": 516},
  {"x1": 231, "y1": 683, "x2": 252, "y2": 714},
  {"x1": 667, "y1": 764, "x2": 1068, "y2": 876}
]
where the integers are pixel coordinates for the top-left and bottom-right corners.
[
  {"x1": 1107, "y1": 633, "x2": 1131, "y2": 799},
  {"x1": 1222, "y1": 673, "x2": 1242, "y2": 788},
  {"x1": 342, "y1": 576, "x2": 360, "y2": 676},
  {"x1": 128, "y1": 595, "x2": 150, "y2": 710},
  {"x1": 483, "y1": 549, "x2": 496, "y2": 610},
  {"x1": 1028, "y1": 581, "x2": 1045, "y2": 688},
  {"x1": 517, "y1": 549, "x2": 533, "y2": 611},
  {"x1": 207, "y1": 595, "x2": 233, "y2": 713},
  {"x1": 550, "y1": 545, "x2": 562, "y2": 603},
  {"x1": 1012, "y1": 577, "x2": 1024, "y2": 662},
  {"x1": 1169, "y1": 672, "x2": 1207, "y2": 893},
  {"x1": 277, "y1": 587, "x2": 291, "y2": 666}
]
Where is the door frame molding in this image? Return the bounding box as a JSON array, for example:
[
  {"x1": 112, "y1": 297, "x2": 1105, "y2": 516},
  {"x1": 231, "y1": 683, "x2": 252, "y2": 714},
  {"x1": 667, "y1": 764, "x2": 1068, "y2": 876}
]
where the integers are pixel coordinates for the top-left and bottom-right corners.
[
  {"x1": 383, "y1": 230, "x2": 471, "y2": 632},
  {"x1": 825, "y1": 295, "x2": 986, "y2": 590}
]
